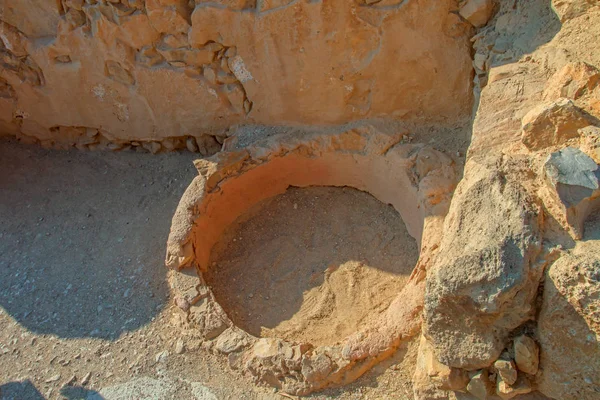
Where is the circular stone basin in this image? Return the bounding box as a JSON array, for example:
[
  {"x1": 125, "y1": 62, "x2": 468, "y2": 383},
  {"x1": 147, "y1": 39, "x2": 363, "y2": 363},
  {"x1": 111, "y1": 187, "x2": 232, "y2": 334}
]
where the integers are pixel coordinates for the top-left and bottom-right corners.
[
  {"x1": 206, "y1": 186, "x2": 420, "y2": 346},
  {"x1": 165, "y1": 126, "x2": 457, "y2": 394}
]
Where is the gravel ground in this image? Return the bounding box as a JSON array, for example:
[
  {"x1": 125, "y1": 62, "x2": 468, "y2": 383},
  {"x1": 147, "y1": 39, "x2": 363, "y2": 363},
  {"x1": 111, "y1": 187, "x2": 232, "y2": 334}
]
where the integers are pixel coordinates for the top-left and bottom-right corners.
[{"x1": 0, "y1": 138, "x2": 417, "y2": 400}]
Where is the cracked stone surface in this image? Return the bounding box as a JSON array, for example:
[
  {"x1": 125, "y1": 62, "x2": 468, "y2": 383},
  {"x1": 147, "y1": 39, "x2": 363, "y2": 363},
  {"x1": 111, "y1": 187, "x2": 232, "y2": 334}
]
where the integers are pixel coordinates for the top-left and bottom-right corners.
[{"x1": 0, "y1": 0, "x2": 472, "y2": 150}]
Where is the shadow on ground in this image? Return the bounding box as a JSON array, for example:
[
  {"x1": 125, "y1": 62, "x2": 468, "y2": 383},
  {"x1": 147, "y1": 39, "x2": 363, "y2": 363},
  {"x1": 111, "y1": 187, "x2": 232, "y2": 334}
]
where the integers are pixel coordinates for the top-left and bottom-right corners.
[
  {"x1": 0, "y1": 139, "x2": 197, "y2": 340},
  {"x1": 0, "y1": 380, "x2": 103, "y2": 400},
  {"x1": 0, "y1": 380, "x2": 44, "y2": 400}
]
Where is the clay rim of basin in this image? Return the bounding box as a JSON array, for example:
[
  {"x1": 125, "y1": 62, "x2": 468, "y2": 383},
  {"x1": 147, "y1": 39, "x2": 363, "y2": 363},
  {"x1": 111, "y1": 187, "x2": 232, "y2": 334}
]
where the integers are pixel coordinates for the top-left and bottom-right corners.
[{"x1": 164, "y1": 126, "x2": 457, "y2": 394}]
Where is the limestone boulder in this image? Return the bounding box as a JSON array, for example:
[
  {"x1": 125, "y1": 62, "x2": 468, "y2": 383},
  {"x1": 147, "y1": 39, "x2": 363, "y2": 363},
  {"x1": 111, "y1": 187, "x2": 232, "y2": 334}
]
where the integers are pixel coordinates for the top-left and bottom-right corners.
[
  {"x1": 494, "y1": 357, "x2": 517, "y2": 385},
  {"x1": 424, "y1": 160, "x2": 543, "y2": 369},
  {"x1": 513, "y1": 335, "x2": 539, "y2": 376},
  {"x1": 521, "y1": 98, "x2": 594, "y2": 151},
  {"x1": 543, "y1": 146, "x2": 600, "y2": 239},
  {"x1": 467, "y1": 370, "x2": 495, "y2": 400},
  {"x1": 413, "y1": 335, "x2": 469, "y2": 400},
  {"x1": 543, "y1": 62, "x2": 600, "y2": 101},
  {"x1": 214, "y1": 327, "x2": 252, "y2": 354},
  {"x1": 496, "y1": 375, "x2": 533, "y2": 399},
  {"x1": 537, "y1": 248, "x2": 600, "y2": 400},
  {"x1": 459, "y1": 0, "x2": 495, "y2": 28}
]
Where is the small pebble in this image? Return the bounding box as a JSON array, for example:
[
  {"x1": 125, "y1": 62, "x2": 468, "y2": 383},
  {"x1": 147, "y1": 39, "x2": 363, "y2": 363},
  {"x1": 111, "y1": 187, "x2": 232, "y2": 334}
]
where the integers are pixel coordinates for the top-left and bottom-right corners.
[
  {"x1": 45, "y1": 374, "x2": 61, "y2": 383},
  {"x1": 81, "y1": 371, "x2": 92, "y2": 385},
  {"x1": 155, "y1": 350, "x2": 169, "y2": 363},
  {"x1": 175, "y1": 339, "x2": 185, "y2": 354}
]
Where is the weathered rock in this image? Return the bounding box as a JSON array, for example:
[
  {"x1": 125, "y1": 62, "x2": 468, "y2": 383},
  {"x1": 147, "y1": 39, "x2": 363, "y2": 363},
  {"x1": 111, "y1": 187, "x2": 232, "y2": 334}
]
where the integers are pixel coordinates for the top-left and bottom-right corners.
[
  {"x1": 580, "y1": 125, "x2": 600, "y2": 163},
  {"x1": 467, "y1": 370, "x2": 495, "y2": 400},
  {"x1": 155, "y1": 350, "x2": 169, "y2": 363},
  {"x1": 196, "y1": 135, "x2": 221, "y2": 157},
  {"x1": 146, "y1": 0, "x2": 191, "y2": 34},
  {"x1": 545, "y1": 147, "x2": 600, "y2": 204},
  {"x1": 424, "y1": 161, "x2": 543, "y2": 369},
  {"x1": 142, "y1": 141, "x2": 162, "y2": 154},
  {"x1": 413, "y1": 335, "x2": 469, "y2": 399},
  {"x1": 186, "y1": 136, "x2": 199, "y2": 153},
  {"x1": 137, "y1": 46, "x2": 165, "y2": 67},
  {"x1": 301, "y1": 353, "x2": 334, "y2": 384},
  {"x1": 0, "y1": 78, "x2": 15, "y2": 100},
  {"x1": 251, "y1": 338, "x2": 281, "y2": 360},
  {"x1": 214, "y1": 328, "x2": 250, "y2": 354},
  {"x1": 544, "y1": 147, "x2": 600, "y2": 239},
  {"x1": 184, "y1": 48, "x2": 214, "y2": 67},
  {"x1": 0, "y1": 22, "x2": 29, "y2": 57},
  {"x1": 544, "y1": 62, "x2": 600, "y2": 101},
  {"x1": 245, "y1": 337, "x2": 306, "y2": 390},
  {"x1": 459, "y1": 0, "x2": 495, "y2": 28},
  {"x1": 497, "y1": 375, "x2": 533, "y2": 399},
  {"x1": 521, "y1": 98, "x2": 594, "y2": 151},
  {"x1": 513, "y1": 336, "x2": 539, "y2": 375},
  {"x1": 223, "y1": 83, "x2": 246, "y2": 115},
  {"x1": 0, "y1": 0, "x2": 473, "y2": 145},
  {"x1": 105, "y1": 61, "x2": 136, "y2": 86},
  {"x1": 65, "y1": 9, "x2": 86, "y2": 28},
  {"x1": 161, "y1": 33, "x2": 189, "y2": 49},
  {"x1": 174, "y1": 339, "x2": 185, "y2": 354},
  {"x1": 551, "y1": 0, "x2": 598, "y2": 22},
  {"x1": 473, "y1": 52, "x2": 488, "y2": 72},
  {"x1": 537, "y1": 248, "x2": 600, "y2": 400},
  {"x1": 494, "y1": 357, "x2": 518, "y2": 385},
  {"x1": 45, "y1": 374, "x2": 61, "y2": 383},
  {"x1": 0, "y1": 0, "x2": 61, "y2": 37},
  {"x1": 81, "y1": 371, "x2": 92, "y2": 386},
  {"x1": 187, "y1": 299, "x2": 229, "y2": 340}
]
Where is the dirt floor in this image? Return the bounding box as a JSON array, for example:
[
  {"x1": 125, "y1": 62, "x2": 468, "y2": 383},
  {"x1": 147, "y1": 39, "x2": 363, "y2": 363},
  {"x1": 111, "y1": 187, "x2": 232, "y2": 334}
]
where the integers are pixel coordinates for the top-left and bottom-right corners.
[
  {"x1": 0, "y1": 138, "x2": 419, "y2": 399},
  {"x1": 206, "y1": 186, "x2": 419, "y2": 346}
]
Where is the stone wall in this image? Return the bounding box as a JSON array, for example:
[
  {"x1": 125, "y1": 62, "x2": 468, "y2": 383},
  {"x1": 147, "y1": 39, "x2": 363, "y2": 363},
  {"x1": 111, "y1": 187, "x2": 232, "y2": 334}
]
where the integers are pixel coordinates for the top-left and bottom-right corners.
[
  {"x1": 416, "y1": 1, "x2": 600, "y2": 399},
  {"x1": 0, "y1": 0, "x2": 473, "y2": 150}
]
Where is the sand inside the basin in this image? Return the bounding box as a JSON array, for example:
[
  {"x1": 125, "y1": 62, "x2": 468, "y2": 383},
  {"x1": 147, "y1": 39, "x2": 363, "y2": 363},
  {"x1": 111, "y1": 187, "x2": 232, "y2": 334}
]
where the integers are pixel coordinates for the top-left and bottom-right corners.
[{"x1": 205, "y1": 186, "x2": 419, "y2": 346}]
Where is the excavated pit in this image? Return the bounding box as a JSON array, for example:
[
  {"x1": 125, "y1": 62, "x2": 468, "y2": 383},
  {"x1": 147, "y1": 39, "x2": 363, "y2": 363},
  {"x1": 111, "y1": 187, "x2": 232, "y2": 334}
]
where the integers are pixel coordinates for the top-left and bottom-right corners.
[
  {"x1": 165, "y1": 127, "x2": 458, "y2": 393},
  {"x1": 205, "y1": 185, "x2": 420, "y2": 347}
]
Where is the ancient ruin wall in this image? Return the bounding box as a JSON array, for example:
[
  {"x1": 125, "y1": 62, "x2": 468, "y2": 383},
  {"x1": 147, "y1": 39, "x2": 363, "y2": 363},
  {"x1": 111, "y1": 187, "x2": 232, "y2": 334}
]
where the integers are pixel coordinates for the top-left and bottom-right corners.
[{"x1": 0, "y1": 0, "x2": 473, "y2": 150}]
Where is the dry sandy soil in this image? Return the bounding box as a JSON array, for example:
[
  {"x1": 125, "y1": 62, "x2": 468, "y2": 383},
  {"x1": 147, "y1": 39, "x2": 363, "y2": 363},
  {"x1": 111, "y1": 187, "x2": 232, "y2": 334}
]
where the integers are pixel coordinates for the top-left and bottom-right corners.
[
  {"x1": 0, "y1": 138, "x2": 418, "y2": 399},
  {"x1": 206, "y1": 186, "x2": 419, "y2": 346}
]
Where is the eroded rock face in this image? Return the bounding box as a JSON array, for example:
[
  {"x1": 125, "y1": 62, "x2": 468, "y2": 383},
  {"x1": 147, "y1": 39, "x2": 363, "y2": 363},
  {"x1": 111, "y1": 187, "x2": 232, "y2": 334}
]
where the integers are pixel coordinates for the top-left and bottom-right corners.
[
  {"x1": 537, "y1": 247, "x2": 600, "y2": 400},
  {"x1": 551, "y1": 0, "x2": 599, "y2": 22},
  {"x1": 417, "y1": 1, "x2": 600, "y2": 398},
  {"x1": 424, "y1": 160, "x2": 543, "y2": 369},
  {"x1": 543, "y1": 62, "x2": 600, "y2": 101},
  {"x1": 0, "y1": 0, "x2": 473, "y2": 148}
]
